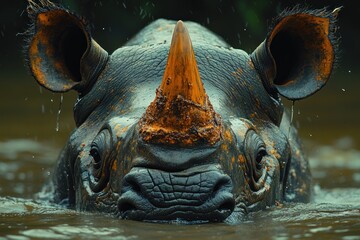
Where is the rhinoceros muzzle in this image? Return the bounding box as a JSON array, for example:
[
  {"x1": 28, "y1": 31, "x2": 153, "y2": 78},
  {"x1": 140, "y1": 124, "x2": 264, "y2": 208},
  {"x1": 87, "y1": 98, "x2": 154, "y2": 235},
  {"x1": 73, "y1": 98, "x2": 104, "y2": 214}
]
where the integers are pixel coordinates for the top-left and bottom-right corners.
[
  {"x1": 117, "y1": 21, "x2": 235, "y2": 222},
  {"x1": 117, "y1": 166, "x2": 235, "y2": 222}
]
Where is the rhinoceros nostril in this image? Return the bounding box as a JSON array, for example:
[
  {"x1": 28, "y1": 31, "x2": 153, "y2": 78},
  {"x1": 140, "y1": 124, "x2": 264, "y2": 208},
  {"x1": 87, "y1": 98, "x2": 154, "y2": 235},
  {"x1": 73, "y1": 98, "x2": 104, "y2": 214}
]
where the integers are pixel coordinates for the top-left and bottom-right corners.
[
  {"x1": 128, "y1": 179, "x2": 142, "y2": 194},
  {"x1": 211, "y1": 176, "x2": 235, "y2": 217},
  {"x1": 119, "y1": 168, "x2": 235, "y2": 221},
  {"x1": 217, "y1": 199, "x2": 235, "y2": 213},
  {"x1": 124, "y1": 176, "x2": 143, "y2": 194},
  {"x1": 212, "y1": 176, "x2": 232, "y2": 194},
  {"x1": 213, "y1": 179, "x2": 225, "y2": 193},
  {"x1": 118, "y1": 176, "x2": 144, "y2": 216},
  {"x1": 118, "y1": 199, "x2": 137, "y2": 213}
]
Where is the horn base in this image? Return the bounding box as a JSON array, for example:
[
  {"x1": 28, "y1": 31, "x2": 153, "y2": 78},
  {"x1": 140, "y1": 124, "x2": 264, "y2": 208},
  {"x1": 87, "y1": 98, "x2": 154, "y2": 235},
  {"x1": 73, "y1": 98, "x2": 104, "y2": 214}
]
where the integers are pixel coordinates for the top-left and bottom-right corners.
[{"x1": 139, "y1": 88, "x2": 222, "y2": 146}]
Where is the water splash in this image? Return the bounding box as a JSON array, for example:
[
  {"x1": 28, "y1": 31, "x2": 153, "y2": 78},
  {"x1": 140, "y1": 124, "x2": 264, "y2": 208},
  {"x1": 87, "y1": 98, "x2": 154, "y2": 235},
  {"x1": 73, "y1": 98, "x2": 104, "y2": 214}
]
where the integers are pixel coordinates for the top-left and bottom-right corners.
[{"x1": 55, "y1": 94, "x2": 64, "y2": 132}]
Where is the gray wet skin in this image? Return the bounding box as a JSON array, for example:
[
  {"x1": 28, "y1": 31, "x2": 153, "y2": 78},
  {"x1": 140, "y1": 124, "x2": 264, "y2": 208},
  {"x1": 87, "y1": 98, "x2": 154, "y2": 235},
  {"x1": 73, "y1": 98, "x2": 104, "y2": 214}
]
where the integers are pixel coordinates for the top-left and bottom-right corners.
[{"x1": 25, "y1": 1, "x2": 338, "y2": 223}]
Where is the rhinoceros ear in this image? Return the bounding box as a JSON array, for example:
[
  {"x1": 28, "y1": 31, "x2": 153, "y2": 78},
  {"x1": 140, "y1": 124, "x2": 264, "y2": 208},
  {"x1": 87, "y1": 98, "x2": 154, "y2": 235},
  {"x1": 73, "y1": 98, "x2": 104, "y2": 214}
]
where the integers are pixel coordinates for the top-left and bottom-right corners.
[
  {"x1": 25, "y1": 0, "x2": 108, "y2": 93},
  {"x1": 251, "y1": 7, "x2": 340, "y2": 100}
]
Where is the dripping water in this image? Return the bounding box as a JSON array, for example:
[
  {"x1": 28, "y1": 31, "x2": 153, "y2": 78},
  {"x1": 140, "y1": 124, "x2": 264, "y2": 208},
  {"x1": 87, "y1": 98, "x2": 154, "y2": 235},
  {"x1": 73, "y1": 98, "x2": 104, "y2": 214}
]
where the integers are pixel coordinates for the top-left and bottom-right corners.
[
  {"x1": 55, "y1": 94, "x2": 64, "y2": 132},
  {"x1": 288, "y1": 100, "x2": 295, "y2": 140}
]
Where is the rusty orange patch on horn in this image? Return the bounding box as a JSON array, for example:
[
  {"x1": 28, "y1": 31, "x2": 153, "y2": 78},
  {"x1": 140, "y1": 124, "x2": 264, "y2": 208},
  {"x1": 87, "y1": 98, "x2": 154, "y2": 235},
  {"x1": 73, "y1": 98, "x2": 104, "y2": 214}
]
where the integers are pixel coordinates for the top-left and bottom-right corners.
[{"x1": 138, "y1": 21, "x2": 222, "y2": 146}]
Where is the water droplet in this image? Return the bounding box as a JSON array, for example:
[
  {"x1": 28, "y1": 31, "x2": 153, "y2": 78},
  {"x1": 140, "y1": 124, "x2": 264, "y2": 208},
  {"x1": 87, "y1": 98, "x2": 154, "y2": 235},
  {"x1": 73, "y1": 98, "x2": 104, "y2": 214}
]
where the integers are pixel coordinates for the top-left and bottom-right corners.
[
  {"x1": 342, "y1": 88, "x2": 346, "y2": 92},
  {"x1": 309, "y1": 133, "x2": 313, "y2": 137},
  {"x1": 50, "y1": 99, "x2": 54, "y2": 103},
  {"x1": 288, "y1": 101, "x2": 295, "y2": 139},
  {"x1": 237, "y1": 33, "x2": 241, "y2": 46},
  {"x1": 55, "y1": 94, "x2": 64, "y2": 132},
  {"x1": 47, "y1": 171, "x2": 51, "y2": 176},
  {"x1": 348, "y1": 70, "x2": 351, "y2": 73},
  {"x1": 122, "y1": 2, "x2": 126, "y2": 8}
]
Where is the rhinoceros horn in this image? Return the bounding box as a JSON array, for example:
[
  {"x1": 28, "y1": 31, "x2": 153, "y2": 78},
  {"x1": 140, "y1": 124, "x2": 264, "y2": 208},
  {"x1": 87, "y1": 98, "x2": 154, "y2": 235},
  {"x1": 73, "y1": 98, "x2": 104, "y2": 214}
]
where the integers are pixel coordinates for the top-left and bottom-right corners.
[{"x1": 139, "y1": 21, "x2": 222, "y2": 146}]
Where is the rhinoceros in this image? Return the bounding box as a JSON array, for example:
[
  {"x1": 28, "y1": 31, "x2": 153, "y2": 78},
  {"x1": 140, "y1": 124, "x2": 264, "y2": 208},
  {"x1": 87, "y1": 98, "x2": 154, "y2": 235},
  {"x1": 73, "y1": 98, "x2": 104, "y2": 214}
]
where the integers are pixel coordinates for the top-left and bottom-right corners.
[{"x1": 25, "y1": 0, "x2": 339, "y2": 223}]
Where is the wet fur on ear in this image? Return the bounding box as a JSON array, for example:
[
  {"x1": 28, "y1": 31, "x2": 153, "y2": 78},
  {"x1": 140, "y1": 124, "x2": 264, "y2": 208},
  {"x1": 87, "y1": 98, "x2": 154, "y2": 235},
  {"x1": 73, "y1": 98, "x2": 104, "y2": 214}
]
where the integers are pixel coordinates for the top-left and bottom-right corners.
[
  {"x1": 270, "y1": 5, "x2": 341, "y2": 69},
  {"x1": 23, "y1": 0, "x2": 91, "y2": 76}
]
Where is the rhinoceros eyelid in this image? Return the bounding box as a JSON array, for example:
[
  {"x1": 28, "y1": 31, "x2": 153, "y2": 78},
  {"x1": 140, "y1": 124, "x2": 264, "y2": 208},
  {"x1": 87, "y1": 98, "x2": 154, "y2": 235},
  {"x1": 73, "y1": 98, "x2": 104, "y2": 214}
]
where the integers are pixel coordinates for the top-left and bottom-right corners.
[
  {"x1": 244, "y1": 130, "x2": 267, "y2": 157},
  {"x1": 91, "y1": 129, "x2": 112, "y2": 151},
  {"x1": 255, "y1": 147, "x2": 267, "y2": 170},
  {"x1": 244, "y1": 130, "x2": 268, "y2": 191},
  {"x1": 88, "y1": 129, "x2": 113, "y2": 185},
  {"x1": 89, "y1": 148, "x2": 101, "y2": 169}
]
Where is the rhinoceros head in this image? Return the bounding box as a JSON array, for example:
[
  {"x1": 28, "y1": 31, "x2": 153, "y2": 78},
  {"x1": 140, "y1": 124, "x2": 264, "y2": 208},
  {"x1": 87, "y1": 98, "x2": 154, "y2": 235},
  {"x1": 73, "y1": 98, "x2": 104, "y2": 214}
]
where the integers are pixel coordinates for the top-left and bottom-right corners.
[{"x1": 25, "y1": 1, "x2": 339, "y2": 223}]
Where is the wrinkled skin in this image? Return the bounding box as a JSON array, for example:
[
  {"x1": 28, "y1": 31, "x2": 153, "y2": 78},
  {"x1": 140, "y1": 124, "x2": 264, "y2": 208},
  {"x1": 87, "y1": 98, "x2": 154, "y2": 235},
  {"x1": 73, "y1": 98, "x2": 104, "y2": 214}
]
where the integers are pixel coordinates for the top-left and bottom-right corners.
[{"x1": 26, "y1": 1, "x2": 338, "y2": 223}]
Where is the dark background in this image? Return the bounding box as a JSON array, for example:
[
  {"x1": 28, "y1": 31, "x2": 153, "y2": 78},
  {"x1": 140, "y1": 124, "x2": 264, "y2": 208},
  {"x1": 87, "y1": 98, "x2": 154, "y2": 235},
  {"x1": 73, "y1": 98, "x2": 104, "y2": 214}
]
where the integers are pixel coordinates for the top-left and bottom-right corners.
[{"x1": 1, "y1": 0, "x2": 359, "y2": 150}]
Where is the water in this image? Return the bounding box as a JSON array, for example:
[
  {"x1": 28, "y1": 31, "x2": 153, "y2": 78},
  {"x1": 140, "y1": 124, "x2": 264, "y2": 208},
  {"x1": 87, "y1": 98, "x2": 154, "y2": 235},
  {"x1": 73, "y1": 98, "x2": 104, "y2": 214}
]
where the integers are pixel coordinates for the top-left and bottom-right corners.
[
  {"x1": 55, "y1": 94, "x2": 64, "y2": 132},
  {"x1": 0, "y1": 138, "x2": 359, "y2": 239},
  {"x1": 1, "y1": 189, "x2": 359, "y2": 239},
  {"x1": 0, "y1": 74, "x2": 359, "y2": 239}
]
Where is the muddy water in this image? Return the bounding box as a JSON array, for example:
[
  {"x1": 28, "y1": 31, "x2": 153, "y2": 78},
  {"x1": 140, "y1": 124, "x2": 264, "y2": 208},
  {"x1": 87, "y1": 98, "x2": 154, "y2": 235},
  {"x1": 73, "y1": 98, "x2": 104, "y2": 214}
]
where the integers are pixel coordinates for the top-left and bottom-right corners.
[
  {"x1": 0, "y1": 139, "x2": 359, "y2": 239},
  {"x1": 0, "y1": 72, "x2": 360, "y2": 239}
]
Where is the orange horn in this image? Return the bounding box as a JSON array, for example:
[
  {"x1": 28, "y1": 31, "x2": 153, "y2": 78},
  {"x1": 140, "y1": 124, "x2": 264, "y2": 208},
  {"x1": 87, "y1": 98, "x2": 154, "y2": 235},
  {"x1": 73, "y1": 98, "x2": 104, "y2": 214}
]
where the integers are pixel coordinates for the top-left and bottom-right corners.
[
  {"x1": 139, "y1": 21, "x2": 222, "y2": 146},
  {"x1": 159, "y1": 21, "x2": 206, "y2": 106}
]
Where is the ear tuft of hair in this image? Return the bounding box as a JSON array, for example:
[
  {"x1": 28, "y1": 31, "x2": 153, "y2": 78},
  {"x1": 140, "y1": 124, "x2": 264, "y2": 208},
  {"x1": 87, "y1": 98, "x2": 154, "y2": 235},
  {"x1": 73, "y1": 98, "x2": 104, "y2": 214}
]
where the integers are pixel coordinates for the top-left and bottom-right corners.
[{"x1": 26, "y1": 0, "x2": 88, "y2": 26}]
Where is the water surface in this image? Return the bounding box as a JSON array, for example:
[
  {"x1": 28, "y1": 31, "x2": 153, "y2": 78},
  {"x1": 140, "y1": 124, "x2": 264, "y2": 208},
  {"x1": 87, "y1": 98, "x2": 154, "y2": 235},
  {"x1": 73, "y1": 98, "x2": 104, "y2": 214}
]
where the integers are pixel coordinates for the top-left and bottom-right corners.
[
  {"x1": 0, "y1": 138, "x2": 359, "y2": 240},
  {"x1": 0, "y1": 72, "x2": 359, "y2": 239}
]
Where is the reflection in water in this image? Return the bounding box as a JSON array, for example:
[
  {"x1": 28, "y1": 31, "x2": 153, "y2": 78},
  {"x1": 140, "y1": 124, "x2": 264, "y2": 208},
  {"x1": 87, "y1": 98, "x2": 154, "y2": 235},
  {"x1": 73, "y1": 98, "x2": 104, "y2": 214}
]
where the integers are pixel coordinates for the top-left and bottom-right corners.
[{"x1": 0, "y1": 139, "x2": 359, "y2": 239}]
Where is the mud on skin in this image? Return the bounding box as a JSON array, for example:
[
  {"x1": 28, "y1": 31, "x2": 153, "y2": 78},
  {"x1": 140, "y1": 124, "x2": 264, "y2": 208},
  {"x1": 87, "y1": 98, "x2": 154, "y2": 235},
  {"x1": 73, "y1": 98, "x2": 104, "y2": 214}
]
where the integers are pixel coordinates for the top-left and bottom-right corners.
[{"x1": 24, "y1": 0, "x2": 339, "y2": 223}]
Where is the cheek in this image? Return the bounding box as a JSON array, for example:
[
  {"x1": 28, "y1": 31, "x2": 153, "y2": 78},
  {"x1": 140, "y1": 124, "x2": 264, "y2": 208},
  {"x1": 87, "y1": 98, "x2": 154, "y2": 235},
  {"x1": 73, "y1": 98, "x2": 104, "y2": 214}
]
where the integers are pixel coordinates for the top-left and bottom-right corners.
[
  {"x1": 72, "y1": 153, "x2": 93, "y2": 209},
  {"x1": 264, "y1": 156, "x2": 281, "y2": 200},
  {"x1": 263, "y1": 139, "x2": 291, "y2": 185},
  {"x1": 230, "y1": 154, "x2": 248, "y2": 197},
  {"x1": 217, "y1": 146, "x2": 247, "y2": 197},
  {"x1": 109, "y1": 158, "x2": 126, "y2": 193},
  {"x1": 75, "y1": 149, "x2": 92, "y2": 186},
  {"x1": 108, "y1": 142, "x2": 137, "y2": 194}
]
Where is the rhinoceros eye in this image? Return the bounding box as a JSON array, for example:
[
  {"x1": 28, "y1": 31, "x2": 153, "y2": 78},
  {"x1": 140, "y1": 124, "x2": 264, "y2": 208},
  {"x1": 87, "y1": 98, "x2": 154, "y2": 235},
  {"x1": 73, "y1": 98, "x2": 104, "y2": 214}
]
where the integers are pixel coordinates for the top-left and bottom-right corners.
[
  {"x1": 90, "y1": 146, "x2": 102, "y2": 177},
  {"x1": 89, "y1": 129, "x2": 112, "y2": 192},
  {"x1": 244, "y1": 130, "x2": 267, "y2": 191}
]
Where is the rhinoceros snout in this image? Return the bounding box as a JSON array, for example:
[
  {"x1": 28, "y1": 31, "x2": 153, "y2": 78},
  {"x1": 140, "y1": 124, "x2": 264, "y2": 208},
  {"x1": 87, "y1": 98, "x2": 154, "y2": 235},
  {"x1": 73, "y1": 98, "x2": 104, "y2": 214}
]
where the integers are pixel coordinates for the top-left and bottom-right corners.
[{"x1": 117, "y1": 167, "x2": 235, "y2": 222}]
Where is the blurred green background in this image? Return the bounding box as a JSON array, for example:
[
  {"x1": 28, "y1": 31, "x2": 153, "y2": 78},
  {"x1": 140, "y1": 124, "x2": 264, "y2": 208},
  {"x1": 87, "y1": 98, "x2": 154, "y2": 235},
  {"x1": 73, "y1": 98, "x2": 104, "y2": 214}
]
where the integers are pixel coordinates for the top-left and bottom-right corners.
[{"x1": 0, "y1": 0, "x2": 359, "y2": 150}]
